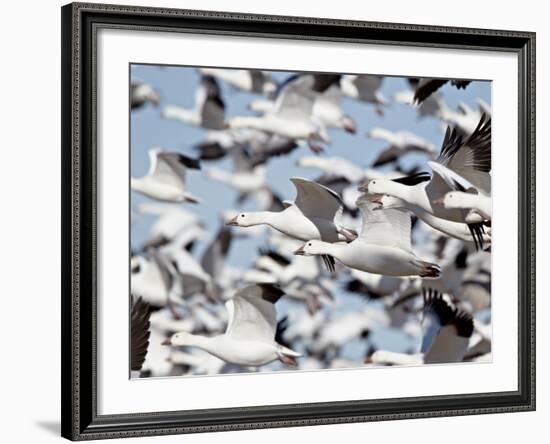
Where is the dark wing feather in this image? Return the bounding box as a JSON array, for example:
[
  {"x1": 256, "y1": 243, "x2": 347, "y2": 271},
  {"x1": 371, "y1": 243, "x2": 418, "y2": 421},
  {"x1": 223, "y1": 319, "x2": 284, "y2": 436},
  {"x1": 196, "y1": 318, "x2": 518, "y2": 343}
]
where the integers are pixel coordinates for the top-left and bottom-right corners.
[
  {"x1": 414, "y1": 79, "x2": 448, "y2": 104},
  {"x1": 391, "y1": 171, "x2": 432, "y2": 186},
  {"x1": 130, "y1": 296, "x2": 151, "y2": 372}
]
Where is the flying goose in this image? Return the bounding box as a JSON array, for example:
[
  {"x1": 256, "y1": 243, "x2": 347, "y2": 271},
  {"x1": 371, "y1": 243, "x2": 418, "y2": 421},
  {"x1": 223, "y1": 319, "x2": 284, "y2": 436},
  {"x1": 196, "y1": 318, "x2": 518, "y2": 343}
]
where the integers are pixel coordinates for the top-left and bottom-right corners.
[
  {"x1": 199, "y1": 68, "x2": 277, "y2": 95},
  {"x1": 162, "y1": 75, "x2": 225, "y2": 130},
  {"x1": 367, "y1": 288, "x2": 474, "y2": 365},
  {"x1": 225, "y1": 74, "x2": 331, "y2": 147},
  {"x1": 131, "y1": 148, "x2": 201, "y2": 203},
  {"x1": 294, "y1": 194, "x2": 441, "y2": 278},
  {"x1": 340, "y1": 74, "x2": 389, "y2": 114},
  {"x1": 226, "y1": 177, "x2": 358, "y2": 272},
  {"x1": 367, "y1": 127, "x2": 436, "y2": 167},
  {"x1": 363, "y1": 114, "x2": 491, "y2": 249},
  {"x1": 373, "y1": 194, "x2": 491, "y2": 247},
  {"x1": 162, "y1": 284, "x2": 302, "y2": 367}
]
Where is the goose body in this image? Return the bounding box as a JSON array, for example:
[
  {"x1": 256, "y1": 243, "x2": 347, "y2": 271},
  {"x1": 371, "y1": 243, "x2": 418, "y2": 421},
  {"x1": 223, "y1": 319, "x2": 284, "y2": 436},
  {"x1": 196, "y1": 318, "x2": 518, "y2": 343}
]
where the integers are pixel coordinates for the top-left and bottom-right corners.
[
  {"x1": 226, "y1": 74, "x2": 331, "y2": 144},
  {"x1": 367, "y1": 289, "x2": 474, "y2": 365},
  {"x1": 163, "y1": 284, "x2": 301, "y2": 367},
  {"x1": 131, "y1": 148, "x2": 201, "y2": 203},
  {"x1": 295, "y1": 194, "x2": 441, "y2": 278},
  {"x1": 227, "y1": 177, "x2": 355, "y2": 244},
  {"x1": 162, "y1": 75, "x2": 225, "y2": 130},
  {"x1": 375, "y1": 194, "x2": 491, "y2": 245}
]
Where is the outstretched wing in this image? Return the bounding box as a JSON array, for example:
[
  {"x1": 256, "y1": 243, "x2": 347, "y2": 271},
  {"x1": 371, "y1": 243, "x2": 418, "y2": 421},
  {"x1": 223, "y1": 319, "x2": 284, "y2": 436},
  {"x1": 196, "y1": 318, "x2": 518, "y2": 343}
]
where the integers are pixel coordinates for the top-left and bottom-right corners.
[
  {"x1": 356, "y1": 194, "x2": 412, "y2": 251},
  {"x1": 273, "y1": 75, "x2": 317, "y2": 120},
  {"x1": 291, "y1": 177, "x2": 343, "y2": 220},
  {"x1": 130, "y1": 296, "x2": 151, "y2": 372},
  {"x1": 421, "y1": 289, "x2": 474, "y2": 364},
  {"x1": 225, "y1": 284, "x2": 284, "y2": 342},
  {"x1": 434, "y1": 114, "x2": 491, "y2": 193}
]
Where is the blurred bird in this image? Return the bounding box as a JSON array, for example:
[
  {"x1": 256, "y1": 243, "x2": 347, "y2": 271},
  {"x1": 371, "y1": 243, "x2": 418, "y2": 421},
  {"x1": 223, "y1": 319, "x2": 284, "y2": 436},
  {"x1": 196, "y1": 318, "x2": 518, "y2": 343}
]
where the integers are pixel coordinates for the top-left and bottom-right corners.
[
  {"x1": 162, "y1": 75, "x2": 225, "y2": 130},
  {"x1": 131, "y1": 148, "x2": 201, "y2": 203}
]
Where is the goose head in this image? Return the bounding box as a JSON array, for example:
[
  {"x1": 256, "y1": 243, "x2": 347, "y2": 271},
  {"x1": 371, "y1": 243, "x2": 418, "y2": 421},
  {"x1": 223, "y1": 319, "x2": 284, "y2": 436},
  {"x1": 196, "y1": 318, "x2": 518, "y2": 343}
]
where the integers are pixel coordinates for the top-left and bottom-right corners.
[
  {"x1": 294, "y1": 240, "x2": 326, "y2": 256},
  {"x1": 226, "y1": 212, "x2": 263, "y2": 227},
  {"x1": 162, "y1": 331, "x2": 194, "y2": 347},
  {"x1": 377, "y1": 194, "x2": 407, "y2": 211}
]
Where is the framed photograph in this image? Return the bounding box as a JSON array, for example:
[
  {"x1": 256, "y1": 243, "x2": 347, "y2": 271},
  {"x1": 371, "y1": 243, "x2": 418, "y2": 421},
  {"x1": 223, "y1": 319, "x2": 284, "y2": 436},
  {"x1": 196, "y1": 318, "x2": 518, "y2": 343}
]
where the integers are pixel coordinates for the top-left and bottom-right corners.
[{"x1": 61, "y1": 2, "x2": 536, "y2": 440}]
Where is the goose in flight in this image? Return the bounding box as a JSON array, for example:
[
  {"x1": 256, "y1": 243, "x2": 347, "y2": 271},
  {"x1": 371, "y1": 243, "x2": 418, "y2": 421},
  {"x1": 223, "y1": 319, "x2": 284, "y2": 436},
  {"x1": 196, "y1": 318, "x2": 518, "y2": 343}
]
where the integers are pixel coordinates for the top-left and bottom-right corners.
[
  {"x1": 372, "y1": 194, "x2": 491, "y2": 247},
  {"x1": 131, "y1": 148, "x2": 201, "y2": 203},
  {"x1": 312, "y1": 83, "x2": 357, "y2": 133},
  {"x1": 199, "y1": 68, "x2": 276, "y2": 95},
  {"x1": 162, "y1": 75, "x2": 225, "y2": 130},
  {"x1": 226, "y1": 177, "x2": 358, "y2": 272},
  {"x1": 340, "y1": 74, "x2": 389, "y2": 114},
  {"x1": 130, "y1": 80, "x2": 160, "y2": 110},
  {"x1": 224, "y1": 74, "x2": 331, "y2": 147},
  {"x1": 363, "y1": 114, "x2": 491, "y2": 249},
  {"x1": 366, "y1": 288, "x2": 474, "y2": 365},
  {"x1": 294, "y1": 194, "x2": 441, "y2": 278},
  {"x1": 162, "y1": 284, "x2": 302, "y2": 367},
  {"x1": 367, "y1": 127, "x2": 436, "y2": 167},
  {"x1": 412, "y1": 78, "x2": 471, "y2": 104}
]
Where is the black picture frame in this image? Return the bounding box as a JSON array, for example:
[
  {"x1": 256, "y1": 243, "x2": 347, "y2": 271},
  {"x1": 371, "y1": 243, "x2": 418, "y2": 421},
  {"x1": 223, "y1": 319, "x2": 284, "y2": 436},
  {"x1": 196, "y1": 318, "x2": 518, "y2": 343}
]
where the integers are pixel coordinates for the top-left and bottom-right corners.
[{"x1": 61, "y1": 2, "x2": 536, "y2": 440}]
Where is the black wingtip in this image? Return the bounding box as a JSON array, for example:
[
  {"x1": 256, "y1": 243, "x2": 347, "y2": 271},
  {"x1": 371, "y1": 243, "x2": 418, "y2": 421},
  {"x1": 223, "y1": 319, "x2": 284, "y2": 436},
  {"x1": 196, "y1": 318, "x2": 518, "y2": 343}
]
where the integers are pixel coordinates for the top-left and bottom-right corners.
[
  {"x1": 391, "y1": 171, "x2": 431, "y2": 186},
  {"x1": 176, "y1": 153, "x2": 201, "y2": 170},
  {"x1": 321, "y1": 254, "x2": 336, "y2": 274},
  {"x1": 422, "y1": 288, "x2": 474, "y2": 338},
  {"x1": 258, "y1": 283, "x2": 285, "y2": 303}
]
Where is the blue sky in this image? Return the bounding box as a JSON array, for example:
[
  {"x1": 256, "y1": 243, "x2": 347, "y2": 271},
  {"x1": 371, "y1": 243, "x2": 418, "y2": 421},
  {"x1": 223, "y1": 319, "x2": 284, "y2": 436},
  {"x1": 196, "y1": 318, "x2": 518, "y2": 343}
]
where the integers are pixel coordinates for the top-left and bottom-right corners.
[{"x1": 130, "y1": 64, "x2": 491, "y2": 359}]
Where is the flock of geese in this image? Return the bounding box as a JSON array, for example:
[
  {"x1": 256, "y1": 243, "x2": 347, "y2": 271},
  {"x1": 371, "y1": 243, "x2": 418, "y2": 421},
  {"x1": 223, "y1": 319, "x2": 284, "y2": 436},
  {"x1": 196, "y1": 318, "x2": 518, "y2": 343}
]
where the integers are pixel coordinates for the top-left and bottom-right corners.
[{"x1": 129, "y1": 68, "x2": 492, "y2": 377}]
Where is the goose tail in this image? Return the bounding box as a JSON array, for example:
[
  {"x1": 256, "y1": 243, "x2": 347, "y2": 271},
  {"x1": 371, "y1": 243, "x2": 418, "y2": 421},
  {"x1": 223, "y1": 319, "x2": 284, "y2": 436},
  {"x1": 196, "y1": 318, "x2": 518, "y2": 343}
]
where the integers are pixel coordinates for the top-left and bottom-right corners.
[{"x1": 416, "y1": 261, "x2": 442, "y2": 279}]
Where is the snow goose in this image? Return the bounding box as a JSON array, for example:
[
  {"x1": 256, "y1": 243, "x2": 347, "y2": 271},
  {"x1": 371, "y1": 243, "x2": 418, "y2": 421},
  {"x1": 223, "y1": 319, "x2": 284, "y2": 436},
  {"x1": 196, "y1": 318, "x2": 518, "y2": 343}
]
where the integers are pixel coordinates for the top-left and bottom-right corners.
[
  {"x1": 392, "y1": 79, "x2": 446, "y2": 119},
  {"x1": 312, "y1": 83, "x2": 357, "y2": 133},
  {"x1": 310, "y1": 307, "x2": 390, "y2": 357},
  {"x1": 363, "y1": 114, "x2": 491, "y2": 248},
  {"x1": 131, "y1": 254, "x2": 173, "y2": 307},
  {"x1": 130, "y1": 80, "x2": 160, "y2": 110},
  {"x1": 225, "y1": 74, "x2": 331, "y2": 147},
  {"x1": 412, "y1": 78, "x2": 471, "y2": 104},
  {"x1": 205, "y1": 149, "x2": 267, "y2": 203},
  {"x1": 367, "y1": 289, "x2": 474, "y2": 365},
  {"x1": 194, "y1": 128, "x2": 298, "y2": 163},
  {"x1": 374, "y1": 194, "x2": 491, "y2": 247},
  {"x1": 162, "y1": 75, "x2": 225, "y2": 130},
  {"x1": 438, "y1": 100, "x2": 491, "y2": 137},
  {"x1": 243, "y1": 249, "x2": 334, "y2": 313},
  {"x1": 162, "y1": 284, "x2": 302, "y2": 367},
  {"x1": 227, "y1": 177, "x2": 358, "y2": 272},
  {"x1": 294, "y1": 194, "x2": 441, "y2": 278},
  {"x1": 131, "y1": 148, "x2": 201, "y2": 203},
  {"x1": 296, "y1": 155, "x2": 366, "y2": 183},
  {"x1": 199, "y1": 68, "x2": 276, "y2": 95},
  {"x1": 136, "y1": 203, "x2": 204, "y2": 250},
  {"x1": 340, "y1": 74, "x2": 388, "y2": 114},
  {"x1": 343, "y1": 269, "x2": 413, "y2": 300},
  {"x1": 367, "y1": 127, "x2": 436, "y2": 167}
]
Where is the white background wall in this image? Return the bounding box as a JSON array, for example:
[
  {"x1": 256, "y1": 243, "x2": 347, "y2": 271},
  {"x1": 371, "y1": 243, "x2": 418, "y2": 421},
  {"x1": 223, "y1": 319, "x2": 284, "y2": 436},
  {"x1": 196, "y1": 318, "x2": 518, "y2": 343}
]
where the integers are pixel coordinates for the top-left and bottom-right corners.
[{"x1": 0, "y1": 0, "x2": 545, "y2": 442}]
